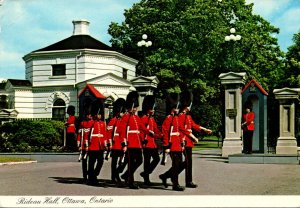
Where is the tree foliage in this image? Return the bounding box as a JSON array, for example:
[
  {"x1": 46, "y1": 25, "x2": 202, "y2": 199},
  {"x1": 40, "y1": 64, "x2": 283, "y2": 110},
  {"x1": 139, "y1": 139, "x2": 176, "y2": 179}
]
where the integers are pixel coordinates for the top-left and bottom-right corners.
[
  {"x1": 285, "y1": 31, "x2": 300, "y2": 141},
  {"x1": 285, "y1": 32, "x2": 300, "y2": 87},
  {"x1": 108, "y1": 0, "x2": 285, "y2": 132}
]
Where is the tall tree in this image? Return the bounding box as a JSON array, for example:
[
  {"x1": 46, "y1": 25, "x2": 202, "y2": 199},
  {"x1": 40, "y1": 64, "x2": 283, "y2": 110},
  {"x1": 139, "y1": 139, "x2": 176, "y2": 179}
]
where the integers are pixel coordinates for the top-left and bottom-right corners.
[
  {"x1": 285, "y1": 30, "x2": 300, "y2": 140},
  {"x1": 108, "y1": 0, "x2": 284, "y2": 131},
  {"x1": 285, "y1": 31, "x2": 300, "y2": 87}
]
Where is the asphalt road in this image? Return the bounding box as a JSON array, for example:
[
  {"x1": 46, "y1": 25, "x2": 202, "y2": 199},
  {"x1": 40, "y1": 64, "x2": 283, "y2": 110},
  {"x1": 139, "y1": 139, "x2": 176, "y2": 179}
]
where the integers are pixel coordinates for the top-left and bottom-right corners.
[{"x1": 1, "y1": 149, "x2": 300, "y2": 196}]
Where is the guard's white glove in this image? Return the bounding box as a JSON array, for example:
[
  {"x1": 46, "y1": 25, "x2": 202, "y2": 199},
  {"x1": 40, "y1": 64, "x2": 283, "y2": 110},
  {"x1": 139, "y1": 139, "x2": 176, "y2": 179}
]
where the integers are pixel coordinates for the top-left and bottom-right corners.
[{"x1": 189, "y1": 133, "x2": 199, "y2": 143}]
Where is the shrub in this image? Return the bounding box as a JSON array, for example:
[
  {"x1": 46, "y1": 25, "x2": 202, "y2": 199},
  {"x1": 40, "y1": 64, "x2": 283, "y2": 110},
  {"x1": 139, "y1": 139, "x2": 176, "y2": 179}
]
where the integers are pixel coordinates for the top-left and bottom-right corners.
[{"x1": 0, "y1": 120, "x2": 64, "y2": 152}]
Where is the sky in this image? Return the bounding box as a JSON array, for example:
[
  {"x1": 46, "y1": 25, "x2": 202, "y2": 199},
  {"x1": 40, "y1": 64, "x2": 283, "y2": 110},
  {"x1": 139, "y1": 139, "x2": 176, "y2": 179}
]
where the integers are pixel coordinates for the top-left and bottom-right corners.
[{"x1": 0, "y1": 0, "x2": 300, "y2": 81}]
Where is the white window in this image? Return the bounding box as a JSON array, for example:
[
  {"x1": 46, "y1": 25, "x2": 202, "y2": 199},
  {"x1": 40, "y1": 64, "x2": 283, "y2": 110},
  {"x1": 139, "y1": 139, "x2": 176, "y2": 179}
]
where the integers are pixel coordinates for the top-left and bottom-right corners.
[{"x1": 52, "y1": 99, "x2": 66, "y2": 120}]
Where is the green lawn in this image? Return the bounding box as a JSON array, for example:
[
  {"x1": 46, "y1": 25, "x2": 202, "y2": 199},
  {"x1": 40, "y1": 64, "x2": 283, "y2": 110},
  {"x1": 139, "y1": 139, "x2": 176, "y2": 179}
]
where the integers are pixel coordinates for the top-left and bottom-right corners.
[
  {"x1": 193, "y1": 135, "x2": 222, "y2": 151},
  {"x1": 0, "y1": 157, "x2": 32, "y2": 163}
]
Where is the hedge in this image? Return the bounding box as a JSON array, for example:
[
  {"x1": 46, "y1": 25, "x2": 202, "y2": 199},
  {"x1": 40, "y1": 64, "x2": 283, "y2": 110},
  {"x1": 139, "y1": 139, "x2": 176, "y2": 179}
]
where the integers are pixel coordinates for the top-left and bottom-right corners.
[{"x1": 0, "y1": 120, "x2": 65, "y2": 152}]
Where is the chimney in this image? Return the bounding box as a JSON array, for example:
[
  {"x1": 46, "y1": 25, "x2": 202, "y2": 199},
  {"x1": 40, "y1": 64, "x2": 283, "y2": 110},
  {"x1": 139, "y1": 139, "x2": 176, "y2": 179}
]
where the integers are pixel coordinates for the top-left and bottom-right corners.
[{"x1": 72, "y1": 20, "x2": 90, "y2": 35}]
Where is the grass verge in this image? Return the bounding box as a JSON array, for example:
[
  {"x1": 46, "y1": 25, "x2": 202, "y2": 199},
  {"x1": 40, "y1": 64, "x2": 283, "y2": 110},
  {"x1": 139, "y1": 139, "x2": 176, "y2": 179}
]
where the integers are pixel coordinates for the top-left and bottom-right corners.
[
  {"x1": 193, "y1": 135, "x2": 223, "y2": 151},
  {"x1": 0, "y1": 157, "x2": 32, "y2": 163}
]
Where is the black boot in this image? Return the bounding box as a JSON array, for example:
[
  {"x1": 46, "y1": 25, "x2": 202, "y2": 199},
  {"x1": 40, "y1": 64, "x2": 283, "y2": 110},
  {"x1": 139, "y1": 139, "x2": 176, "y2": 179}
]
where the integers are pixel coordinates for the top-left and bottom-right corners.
[
  {"x1": 173, "y1": 185, "x2": 185, "y2": 191},
  {"x1": 159, "y1": 174, "x2": 168, "y2": 188},
  {"x1": 129, "y1": 183, "x2": 139, "y2": 189},
  {"x1": 141, "y1": 172, "x2": 152, "y2": 186},
  {"x1": 186, "y1": 182, "x2": 198, "y2": 188}
]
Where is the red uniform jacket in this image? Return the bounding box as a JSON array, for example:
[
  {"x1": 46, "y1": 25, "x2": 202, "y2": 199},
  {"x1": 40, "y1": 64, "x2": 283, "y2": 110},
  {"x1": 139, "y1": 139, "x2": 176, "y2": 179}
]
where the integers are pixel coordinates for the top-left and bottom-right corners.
[
  {"x1": 243, "y1": 112, "x2": 255, "y2": 131},
  {"x1": 162, "y1": 114, "x2": 189, "y2": 152},
  {"x1": 140, "y1": 115, "x2": 162, "y2": 149},
  {"x1": 118, "y1": 112, "x2": 151, "y2": 149},
  {"x1": 77, "y1": 120, "x2": 94, "y2": 149},
  {"x1": 178, "y1": 113, "x2": 202, "y2": 148},
  {"x1": 66, "y1": 115, "x2": 76, "y2": 133},
  {"x1": 107, "y1": 117, "x2": 123, "y2": 150},
  {"x1": 89, "y1": 120, "x2": 107, "y2": 151}
]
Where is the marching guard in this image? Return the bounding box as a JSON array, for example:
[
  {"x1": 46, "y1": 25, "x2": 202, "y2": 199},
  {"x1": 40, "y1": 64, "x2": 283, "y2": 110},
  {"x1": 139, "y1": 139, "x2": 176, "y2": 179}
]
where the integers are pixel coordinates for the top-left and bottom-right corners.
[
  {"x1": 159, "y1": 93, "x2": 189, "y2": 191},
  {"x1": 77, "y1": 112, "x2": 94, "y2": 183},
  {"x1": 107, "y1": 98, "x2": 127, "y2": 185},
  {"x1": 118, "y1": 91, "x2": 153, "y2": 189},
  {"x1": 87, "y1": 111, "x2": 108, "y2": 185},
  {"x1": 140, "y1": 95, "x2": 163, "y2": 186},
  {"x1": 178, "y1": 90, "x2": 212, "y2": 188}
]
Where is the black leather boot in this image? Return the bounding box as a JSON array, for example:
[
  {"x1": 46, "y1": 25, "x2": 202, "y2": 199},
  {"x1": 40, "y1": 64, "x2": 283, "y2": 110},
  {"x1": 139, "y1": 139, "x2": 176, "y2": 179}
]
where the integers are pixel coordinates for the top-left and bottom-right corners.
[
  {"x1": 173, "y1": 185, "x2": 185, "y2": 191},
  {"x1": 159, "y1": 174, "x2": 168, "y2": 188}
]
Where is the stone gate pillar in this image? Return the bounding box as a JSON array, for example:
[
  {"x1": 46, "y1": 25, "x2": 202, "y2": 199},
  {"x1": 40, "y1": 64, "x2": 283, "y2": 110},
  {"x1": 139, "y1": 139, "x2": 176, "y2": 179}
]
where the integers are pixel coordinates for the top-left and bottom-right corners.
[
  {"x1": 219, "y1": 72, "x2": 247, "y2": 157},
  {"x1": 273, "y1": 88, "x2": 300, "y2": 155}
]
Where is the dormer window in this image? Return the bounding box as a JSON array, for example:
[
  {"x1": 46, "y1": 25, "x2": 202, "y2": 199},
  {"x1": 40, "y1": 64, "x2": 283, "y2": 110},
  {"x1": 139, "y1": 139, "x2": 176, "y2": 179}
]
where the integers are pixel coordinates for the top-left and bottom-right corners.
[
  {"x1": 52, "y1": 64, "x2": 66, "y2": 76},
  {"x1": 123, "y1": 68, "x2": 128, "y2": 80}
]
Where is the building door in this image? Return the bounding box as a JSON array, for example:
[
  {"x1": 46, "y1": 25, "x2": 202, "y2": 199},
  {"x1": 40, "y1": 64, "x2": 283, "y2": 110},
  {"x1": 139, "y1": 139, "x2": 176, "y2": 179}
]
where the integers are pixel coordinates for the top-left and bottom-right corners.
[{"x1": 245, "y1": 95, "x2": 259, "y2": 152}]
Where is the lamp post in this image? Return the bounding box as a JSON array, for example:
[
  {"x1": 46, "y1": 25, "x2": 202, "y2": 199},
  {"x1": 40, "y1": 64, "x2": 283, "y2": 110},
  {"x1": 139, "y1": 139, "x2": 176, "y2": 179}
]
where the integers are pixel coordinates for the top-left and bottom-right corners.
[
  {"x1": 137, "y1": 34, "x2": 152, "y2": 76},
  {"x1": 225, "y1": 28, "x2": 242, "y2": 70}
]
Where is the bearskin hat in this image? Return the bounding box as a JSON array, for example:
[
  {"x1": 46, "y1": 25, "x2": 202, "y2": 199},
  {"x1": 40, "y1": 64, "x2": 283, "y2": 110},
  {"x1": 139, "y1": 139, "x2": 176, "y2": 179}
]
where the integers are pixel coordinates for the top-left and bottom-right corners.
[
  {"x1": 113, "y1": 98, "x2": 126, "y2": 117},
  {"x1": 180, "y1": 90, "x2": 193, "y2": 110},
  {"x1": 90, "y1": 99, "x2": 104, "y2": 117},
  {"x1": 142, "y1": 95, "x2": 155, "y2": 114},
  {"x1": 244, "y1": 101, "x2": 253, "y2": 111},
  {"x1": 166, "y1": 93, "x2": 180, "y2": 114},
  {"x1": 67, "y1": 105, "x2": 75, "y2": 115},
  {"x1": 125, "y1": 91, "x2": 139, "y2": 109}
]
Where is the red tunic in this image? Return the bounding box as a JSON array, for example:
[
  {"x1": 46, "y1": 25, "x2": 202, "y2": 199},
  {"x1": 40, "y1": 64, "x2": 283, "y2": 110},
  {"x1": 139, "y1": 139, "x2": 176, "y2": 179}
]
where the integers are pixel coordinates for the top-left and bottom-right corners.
[
  {"x1": 107, "y1": 117, "x2": 123, "y2": 150},
  {"x1": 140, "y1": 115, "x2": 162, "y2": 149},
  {"x1": 162, "y1": 115, "x2": 189, "y2": 152},
  {"x1": 118, "y1": 112, "x2": 150, "y2": 149},
  {"x1": 243, "y1": 112, "x2": 255, "y2": 131},
  {"x1": 89, "y1": 120, "x2": 107, "y2": 151},
  {"x1": 178, "y1": 113, "x2": 202, "y2": 148},
  {"x1": 77, "y1": 120, "x2": 94, "y2": 149},
  {"x1": 66, "y1": 115, "x2": 76, "y2": 133}
]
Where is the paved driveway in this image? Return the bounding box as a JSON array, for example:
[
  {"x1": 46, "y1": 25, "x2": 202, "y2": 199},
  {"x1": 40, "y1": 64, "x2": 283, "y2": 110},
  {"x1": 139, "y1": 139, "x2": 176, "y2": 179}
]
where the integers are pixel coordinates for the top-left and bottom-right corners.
[{"x1": 1, "y1": 149, "x2": 300, "y2": 207}]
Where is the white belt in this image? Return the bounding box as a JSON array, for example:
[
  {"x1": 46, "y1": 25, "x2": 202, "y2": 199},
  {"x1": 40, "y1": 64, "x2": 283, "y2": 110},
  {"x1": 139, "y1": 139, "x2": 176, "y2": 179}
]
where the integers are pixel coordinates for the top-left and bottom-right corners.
[
  {"x1": 170, "y1": 132, "x2": 180, "y2": 136},
  {"x1": 128, "y1": 130, "x2": 140, "y2": 134},
  {"x1": 114, "y1": 133, "x2": 119, "y2": 136},
  {"x1": 83, "y1": 128, "x2": 90, "y2": 132},
  {"x1": 91, "y1": 134, "x2": 103, "y2": 137},
  {"x1": 107, "y1": 126, "x2": 113, "y2": 130}
]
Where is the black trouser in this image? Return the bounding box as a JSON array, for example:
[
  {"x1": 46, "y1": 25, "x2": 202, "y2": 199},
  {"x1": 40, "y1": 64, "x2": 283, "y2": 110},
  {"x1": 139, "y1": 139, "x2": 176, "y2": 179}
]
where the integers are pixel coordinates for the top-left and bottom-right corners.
[
  {"x1": 88, "y1": 150, "x2": 104, "y2": 181},
  {"x1": 243, "y1": 130, "x2": 253, "y2": 153},
  {"x1": 178, "y1": 147, "x2": 193, "y2": 184},
  {"x1": 66, "y1": 133, "x2": 77, "y2": 152},
  {"x1": 81, "y1": 150, "x2": 88, "y2": 180},
  {"x1": 123, "y1": 148, "x2": 143, "y2": 185},
  {"x1": 111, "y1": 149, "x2": 127, "y2": 181},
  {"x1": 161, "y1": 151, "x2": 183, "y2": 187},
  {"x1": 143, "y1": 148, "x2": 160, "y2": 176}
]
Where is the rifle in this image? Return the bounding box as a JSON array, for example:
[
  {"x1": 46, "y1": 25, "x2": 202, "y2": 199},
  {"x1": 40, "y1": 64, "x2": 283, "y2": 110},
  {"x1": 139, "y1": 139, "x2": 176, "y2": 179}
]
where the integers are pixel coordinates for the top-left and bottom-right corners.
[
  {"x1": 119, "y1": 151, "x2": 126, "y2": 165},
  {"x1": 161, "y1": 115, "x2": 174, "y2": 166},
  {"x1": 160, "y1": 146, "x2": 168, "y2": 165},
  {"x1": 78, "y1": 128, "x2": 84, "y2": 162},
  {"x1": 105, "y1": 150, "x2": 111, "y2": 160},
  {"x1": 106, "y1": 119, "x2": 117, "y2": 161},
  {"x1": 63, "y1": 115, "x2": 67, "y2": 148}
]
